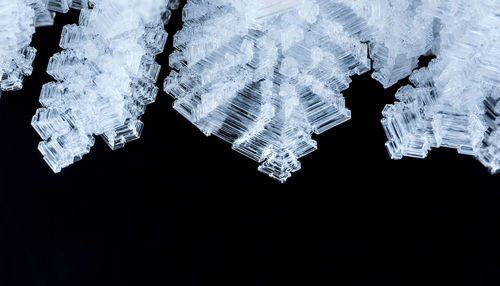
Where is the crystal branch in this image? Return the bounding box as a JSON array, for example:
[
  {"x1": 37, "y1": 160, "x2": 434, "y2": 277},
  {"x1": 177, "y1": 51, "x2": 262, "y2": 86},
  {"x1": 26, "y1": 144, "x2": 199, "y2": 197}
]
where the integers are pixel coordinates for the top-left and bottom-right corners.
[
  {"x1": 0, "y1": 0, "x2": 88, "y2": 98},
  {"x1": 32, "y1": 0, "x2": 179, "y2": 172},
  {"x1": 382, "y1": 1, "x2": 500, "y2": 173},
  {"x1": 165, "y1": 0, "x2": 373, "y2": 182}
]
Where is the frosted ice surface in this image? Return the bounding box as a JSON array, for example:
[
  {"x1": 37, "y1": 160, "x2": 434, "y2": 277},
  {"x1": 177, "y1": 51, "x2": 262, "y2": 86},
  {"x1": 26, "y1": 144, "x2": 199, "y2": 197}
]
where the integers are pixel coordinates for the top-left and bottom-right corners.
[
  {"x1": 382, "y1": 1, "x2": 500, "y2": 173},
  {"x1": 165, "y1": 0, "x2": 375, "y2": 182},
  {"x1": 0, "y1": 0, "x2": 86, "y2": 98},
  {"x1": 31, "y1": 0, "x2": 180, "y2": 173}
]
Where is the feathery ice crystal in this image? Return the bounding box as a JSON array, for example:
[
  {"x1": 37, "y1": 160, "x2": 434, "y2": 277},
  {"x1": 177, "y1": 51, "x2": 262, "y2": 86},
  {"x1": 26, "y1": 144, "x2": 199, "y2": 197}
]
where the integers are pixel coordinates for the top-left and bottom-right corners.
[
  {"x1": 0, "y1": 0, "x2": 88, "y2": 98},
  {"x1": 31, "y1": 0, "x2": 180, "y2": 172},
  {"x1": 164, "y1": 0, "x2": 444, "y2": 182},
  {"x1": 382, "y1": 1, "x2": 500, "y2": 174},
  {"x1": 165, "y1": 0, "x2": 376, "y2": 182}
]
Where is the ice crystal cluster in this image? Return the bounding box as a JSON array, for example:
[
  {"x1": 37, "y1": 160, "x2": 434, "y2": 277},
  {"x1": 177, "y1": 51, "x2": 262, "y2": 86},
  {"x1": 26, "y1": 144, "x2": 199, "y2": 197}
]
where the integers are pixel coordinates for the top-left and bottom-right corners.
[
  {"x1": 2, "y1": 0, "x2": 497, "y2": 181},
  {"x1": 165, "y1": 0, "x2": 376, "y2": 182},
  {"x1": 164, "y1": 0, "x2": 441, "y2": 182},
  {"x1": 0, "y1": 0, "x2": 87, "y2": 98},
  {"x1": 382, "y1": 1, "x2": 500, "y2": 174},
  {"x1": 31, "y1": 0, "x2": 180, "y2": 173}
]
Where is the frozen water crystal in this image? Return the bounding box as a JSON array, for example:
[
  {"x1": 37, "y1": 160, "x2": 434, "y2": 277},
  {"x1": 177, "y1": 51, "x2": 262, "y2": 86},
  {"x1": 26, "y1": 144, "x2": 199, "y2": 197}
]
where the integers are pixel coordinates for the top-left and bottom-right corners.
[
  {"x1": 0, "y1": 0, "x2": 86, "y2": 98},
  {"x1": 31, "y1": 0, "x2": 180, "y2": 173},
  {"x1": 382, "y1": 1, "x2": 500, "y2": 173},
  {"x1": 0, "y1": 0, "x2": 37, "y2": 97},
  {"x1": 165, "y1": 0, "x2": 375, "y2": 182},
  {"x1": 348, "y1": 0, "x2": 439, "y2": 88},
  {"x1": 3, "y1": 0, "x2": 495, "y2": 180}
]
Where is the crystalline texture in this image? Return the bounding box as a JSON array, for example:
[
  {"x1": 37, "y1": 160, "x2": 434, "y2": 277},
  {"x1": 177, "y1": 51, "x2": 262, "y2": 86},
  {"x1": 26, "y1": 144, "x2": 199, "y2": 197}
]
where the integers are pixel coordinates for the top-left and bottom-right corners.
[
  {"x1": 165, "y1": 0, "x2": 374, "y2": 182},
  {"x1": 31, "y1": 0, "x2": 180, "y2": 173},
  {"x1": 382, "y1": 1, "x2": 500, "y2": 173},
  {"x1": 0, "y1": 0, "x2": 87, "y2": 98},
  {"x1": 0, "y1": 1, "x2": 37, "y2": 97},
  {"x1": 349, "y1": 0, "x2": 439, "y2": 88}
]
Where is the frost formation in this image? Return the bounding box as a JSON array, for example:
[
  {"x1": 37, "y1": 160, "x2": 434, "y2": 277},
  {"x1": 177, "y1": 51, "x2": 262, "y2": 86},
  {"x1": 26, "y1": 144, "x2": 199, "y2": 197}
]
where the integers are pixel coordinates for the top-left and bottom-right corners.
[
  {"x1": 382, "y1": 1, "x2": 500, "y2": 174},
  {"x1": 0, "y1": 0, "x2": 86, "y2": 98},
  {"x1": 31, "y1": 0, "x2": 180, "y2": 172},
  {"x1": 3, "y1": 0, "x2": 497, "y2": 181},
  {"x1": 164, "y1": 0, "x2": 445, "y2": 182}
]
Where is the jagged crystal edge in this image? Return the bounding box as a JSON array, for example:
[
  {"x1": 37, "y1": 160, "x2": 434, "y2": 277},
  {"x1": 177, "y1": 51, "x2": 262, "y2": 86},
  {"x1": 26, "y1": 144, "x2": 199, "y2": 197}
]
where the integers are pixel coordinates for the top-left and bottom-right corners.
[
  {"x1": 164, "y1": 0, "x2": 375, "y2": 182},
  {"x1": 0, "y1": 0, "x2": 86, "y2": 98},
  {"x1": 381, "y1": 1, "x2": 500, "y2": 174},
  {"x1": 31, "y1": 0, "x2": 180, "y2": 173},
  {"x1": 349, "y1": 0, "x2": 440, "y2": 88}
]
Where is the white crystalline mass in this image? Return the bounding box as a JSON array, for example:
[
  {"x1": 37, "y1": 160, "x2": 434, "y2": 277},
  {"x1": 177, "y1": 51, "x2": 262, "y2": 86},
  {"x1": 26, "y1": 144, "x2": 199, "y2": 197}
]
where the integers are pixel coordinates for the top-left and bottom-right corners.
[
  {"x1": 32, "y1": 0, "x2": 180, "y2": 173},
  {"x1": 165, "y1": 0, "x2": 376, "y2": 182},
  {"x1": 0, "y1": 0, "x2": 37, "y2": 97},
  {"x1": 0, "y1": 0, "x2": 88, "y2": 98},
  {"x1": 165, "y1": 0, "x2": 438, "y2": 182},
  {"x1": 18, "y1": 0, "x2": 498, "y2": 180},
  {"x1": 382, "y1": 1, "x2": 500, "y2": 173},
  {"x1": 348, "y1": 0, "x2": 439, "y2": 88}
]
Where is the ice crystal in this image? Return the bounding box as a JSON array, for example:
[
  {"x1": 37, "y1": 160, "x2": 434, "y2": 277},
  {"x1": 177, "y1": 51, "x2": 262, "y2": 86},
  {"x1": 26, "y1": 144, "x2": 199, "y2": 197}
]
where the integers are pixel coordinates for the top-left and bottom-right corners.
[
  {"x1": 348, "y1": 0, "x2": 439, "y2": 88},
  {"x1": 382, "y1": 1, "x2": 500, "y2": 173},
  {"x1": 2, "y1": 0, "x2": 495, "y2": 180},
  {"x1": 31, "y1": 0, "x2": 180, "y2": 173},
  {"x1": 164, "y1": 0, "x2": 377, "y2": 182},
  {"x1": 1, "y1": 0, "x2": 37, "y2": 97},
  {"x1": 0, "y1": 0, "x2": 87, "y2": 98}
]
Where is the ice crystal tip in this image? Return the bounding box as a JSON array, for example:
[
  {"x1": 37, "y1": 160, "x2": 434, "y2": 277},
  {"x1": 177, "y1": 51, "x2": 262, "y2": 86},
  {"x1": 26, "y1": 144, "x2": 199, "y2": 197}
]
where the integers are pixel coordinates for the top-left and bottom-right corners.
[
  {"x1": 31, "y1": 0, "x2": 180, "y2": 173},
  {"x1": 164, "y1": 0, "x2": 440, "y2": 182},
  {"x1": 0, "y1": 0, "x2": 92, "y2": 96}
]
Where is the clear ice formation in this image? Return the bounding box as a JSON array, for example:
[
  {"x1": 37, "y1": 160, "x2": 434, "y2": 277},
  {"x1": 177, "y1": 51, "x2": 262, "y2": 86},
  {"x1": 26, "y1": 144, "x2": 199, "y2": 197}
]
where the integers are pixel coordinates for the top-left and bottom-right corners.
[
  {"x1": 0, "y1": 0, "x2": 87, "y2": 98},
  {"x1": 164, "y1": 0, "x2": 434, "y2": 182},
  {"x1": 348, "y1": 0, "x2": 439, "y2": 88},
  {"x1": 381, "y1": 1, "x2": 500, "y2": 174},
  {"x1": 165, "y1": 0, "x2": 500, "y2": 182},
  {"x1": 31, "y1": 0, "x2": 180, "y2": 173},
  {"x1": 2, "y1": 0, "x2": 496, "y2": 180}
]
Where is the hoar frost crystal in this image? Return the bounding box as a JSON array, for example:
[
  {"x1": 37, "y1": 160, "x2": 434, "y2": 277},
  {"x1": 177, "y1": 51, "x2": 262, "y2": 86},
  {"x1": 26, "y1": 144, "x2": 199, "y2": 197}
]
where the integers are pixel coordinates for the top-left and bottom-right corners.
[
  {"x1": 381, "y1": 1, "x2": 500, "y2": 174},
  {"x1": 0, "y1": 0, "x2": 90, "y2": 98},
  {"x1": 165, "y1": 0, "x2": 374, "y2": 182},
  {"x1": 2, "y1": 0, "x2": 496, "y2": 182},
  {"x1": 164, "y1": 0, "x2": 499, "y2": 182},
  {"x1": 31, "y1": 0, "x2": 180, "y2": 172},
  {"x1": 164, "y1": 0, "x2": 445, "y2": 182}
]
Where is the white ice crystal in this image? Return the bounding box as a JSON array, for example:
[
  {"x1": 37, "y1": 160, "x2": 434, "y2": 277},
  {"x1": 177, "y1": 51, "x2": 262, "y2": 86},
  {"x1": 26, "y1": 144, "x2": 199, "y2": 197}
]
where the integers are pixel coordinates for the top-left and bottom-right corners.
[
  {"x1": 382, "y1": 1, "x2": 500, "y2": 173},
  {"x1": 165, "y1": 0, "x2": 442, "y2": 182},
  {"x1": 348, "y1": 0, "x2": 439, "y2": 88},
  {"x1": 0, "y1": 0, "x2": 37, "y2": 97},
  {"x1": 0, "y1": 0, "x2": 87, "y2": 98},
  {"x1": 31, "y1": 0, "x2": 180, "y2": 173},
  {"x1": 164, "y1": 0, "x2": 378, "y2": 182},
  {"x1": 9, "y1": 0, "x2": 496, "y2": 180}
]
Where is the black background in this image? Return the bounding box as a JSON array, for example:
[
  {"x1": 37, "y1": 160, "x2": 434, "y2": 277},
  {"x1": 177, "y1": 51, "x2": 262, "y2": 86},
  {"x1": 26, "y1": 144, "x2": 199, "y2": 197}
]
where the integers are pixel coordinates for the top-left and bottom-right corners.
[{"x1": 1, "y1": 6, "x2": 500, "y2": 285}]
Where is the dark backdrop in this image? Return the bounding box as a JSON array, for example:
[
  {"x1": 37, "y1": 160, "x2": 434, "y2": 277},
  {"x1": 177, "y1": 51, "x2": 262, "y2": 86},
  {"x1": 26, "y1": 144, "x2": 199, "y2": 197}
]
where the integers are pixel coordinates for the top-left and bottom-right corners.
[{"x1": 1, "y1": 7, "x2": 499, "y2": 286}]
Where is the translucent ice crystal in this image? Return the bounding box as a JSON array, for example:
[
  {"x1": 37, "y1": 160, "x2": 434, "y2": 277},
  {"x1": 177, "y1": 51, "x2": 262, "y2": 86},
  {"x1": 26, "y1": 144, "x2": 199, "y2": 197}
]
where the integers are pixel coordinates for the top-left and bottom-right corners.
[
  {"x1": 0, "y1": 1, "x2": 37, "y2": 97},
  {"x1": 348, "y1": 0, "x2": 439, "y2": 88},
  {"x1": 382, "y1": 1, "x2": 500, "y2": 173},
  {"x1": 164, "y1": 0, "x2": 375, "y2": 182},
  {"x1": 0, "y1": 0, "x2": 87, "y2": 98},
  {"x1": 32, "y1": 0, "x2": 179, "y2": 173}
]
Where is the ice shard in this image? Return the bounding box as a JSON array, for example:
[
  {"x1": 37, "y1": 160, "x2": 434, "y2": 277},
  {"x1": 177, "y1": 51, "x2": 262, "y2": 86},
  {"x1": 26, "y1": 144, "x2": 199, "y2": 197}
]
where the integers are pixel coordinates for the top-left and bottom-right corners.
[
  {"x1": 31, "y1": 0, "x2": 180, "y2": 173},
  {"x1": 164, "y1": 0, "x2": 374, "y2": 182},
  {"x1": 382, "y1": 1, "x2": 500, "y2": 173}
]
